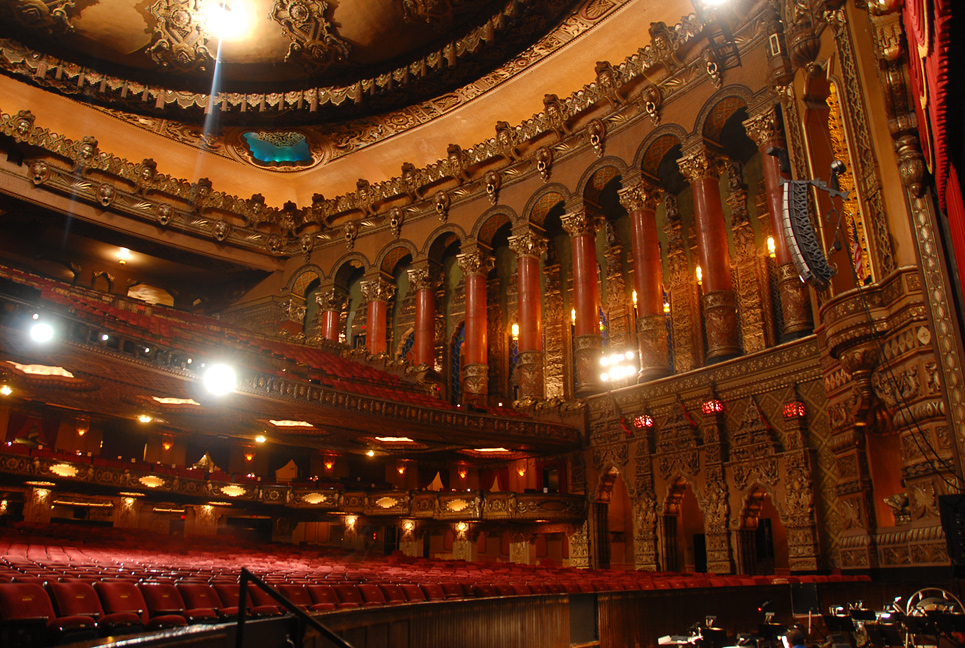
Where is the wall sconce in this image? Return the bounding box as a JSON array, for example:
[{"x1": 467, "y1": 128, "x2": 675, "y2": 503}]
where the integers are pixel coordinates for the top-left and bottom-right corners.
[
  {"x1": 511, "y1": 322, "x2": 519, "y2": 341},
  {"x1": 701, "y1": 399, "x2": 723, "y2": 415},
  {"x1": 345, "y1": 515, "x2": 357, "y2": 529},
  {"x1": 455, "y1": 522, "x2": 468, "y2": 533},
  {"x1": 766, "y1": 236, "x2": 776, "y2": 259},
  {"x1": 123, "y1": 497, "x2": 135, "y2": 506},
  {"x1": 161, "y1": 438, "x2": 173, "y2": 452},
  {"x1": 570, "y1": 308, "x2": 576, "y2": 324},
  {"x1": 632, "y1": 290, "x2": 638, "y2": 308},
  {"x1": 783, "y1": 401, "x2": 806, "y2": 418},
  {"x1": 244, "y1": 450, "x2": 255, "y2": 462},
  {"x1": 324, "y1": 456, "x2": 335, "y2": 470},
  {"x1": 695, "y1": 265, "x2": 703, "y2": 286},
  {"x1": 397, "y1": 460, "x2": 407, "y2": 475},
  {"x1": 458, "y1": 466, "x2": 468, "y2": 479},
  {"x1": 663, "y1": 300, "x2": 670, "y2": 315},
  {"x1": 75, "y1": 417, "x2": 89, "y2": 436},
  {"x1": 402, "y1": 521, "x2": 415, "y2": 533},
  {"x1": 517, "y1": 462, "x2": 527, "y2": 477},
  {"x1": 117, "y1": 247, "x2": 131, "y2": 265}
]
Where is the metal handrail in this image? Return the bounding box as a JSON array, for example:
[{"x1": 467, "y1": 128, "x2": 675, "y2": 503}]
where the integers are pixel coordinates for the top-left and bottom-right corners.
[{"x1": 235, "y1": 568, "x2": 354, "y2": 648}]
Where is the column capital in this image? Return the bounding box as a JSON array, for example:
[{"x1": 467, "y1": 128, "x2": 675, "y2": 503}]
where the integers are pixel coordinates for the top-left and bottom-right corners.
[
  {"x1": 315, "y1": 286, "x2": 345, "y2": 311},
  {"x1": 507, "y1": 231, "x2": 548, "y2": 258},
  {"x1": 407, "y1": 265, "x2": 439, "y2": 292},
  {"x1": 618, "y1": 180, "x2": 663, "y2": 213},
  {"x1": 561, "y1": 208, "x2": 603, "y2": 238},
  {"x1": 742, "y1": 105, "x2": 783, "y2": 148},
  {"x1": 677, "y1": 146, "x2": 723, "y2": 183},
  {"x1": 457, "y1": 248, "x2": 494, "y2": 276},
  {"x1": 360, "y1": 276, "x2": 396, "y2": 303}
]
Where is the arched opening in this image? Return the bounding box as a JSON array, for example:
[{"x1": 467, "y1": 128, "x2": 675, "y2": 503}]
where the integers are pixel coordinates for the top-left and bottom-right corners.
[
  {"x1": 661, "y1": 478, "x2": 705, "y2": 572},
  {"x1": 736, "y1": 486, "x2": 788, "y2": 575},
  {"x1": 449, "y1": 322, "x2": 465, "y2": 405}
]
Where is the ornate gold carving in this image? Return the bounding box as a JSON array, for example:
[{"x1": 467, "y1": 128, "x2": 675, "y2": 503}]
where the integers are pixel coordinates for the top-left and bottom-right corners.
[
  {"x1": 494, "y1": 121, "x2": 521, "y2": 162},
  {"x1": 270, "y1": 0, "x2": 351, "y2": 73},
  {"x1": 587, "y1": 119, "x2": 605, "y2": 157},
  {"x1": 726, "y1": 160, "x2": 768, "y2": 354},
  {"x1": 5, "y1": 0, "x2": 75, "y2": 34},
  {"x1": 507, "y1": 232, "x2": 547, "y2": 259},
  {"x1": 702, "y1": 290, "x2": 741, "y2": 361},
  {"x1": 542, "y1": 93, "x2": 570, "y2": 139},
  {"x1": 664, "y1": 195, "x2": 701, "y2": 373},
  {"x1": 637, "y1": 314, "x2": 670, "y2": 381},
  {"x1": 361, "y1": 277, "x2": 396, "y2": 304},
  {"x1": 677, "y1": 146, "x2": 722, "y2": 183},
  {"x1": 456, "y1": 249, "x2": 494, "y2": 277},
  {"x1": 542, "y1": 251, "x2": 565, "y2": 400},
  {"x1": 778, "y1": 263, "x2": 813, "y2": 337},
  {"x1": 573, "y1": 334, "x2": 602, "y2": 395},
  {"x1": 461, "y1": 362, "x2": 488, "y2": 397},
  {"x1": 535, "y1": 146, "x2": 553, "y2": 182},
  {"x1": 406, "y1": 267, "x2": 437, "y2": 293},
  {"x1": 594, "y1": 60, "x2": 625, "y2": 109},
  {"x1": 742, "y1": 106, "x2": 782, "y2": 148},
  {"x1": 617, "y1": 180, "x2": 662, "y2": 213},
  {"x1": 147, "y1": 0, "x2": 213, "y2": 72},
  {"x1": 446, "y1": 143, "x2": 470, "y2": 183},
  {"x1": 515, "y1": 350, "x2": 543, "y2": 402},
  {"x1": 639, "y1": 85, "x2": 662, "y2": 125},
  {"x1": 484, "y1": 170, "x2": 501, "y2": 205},
  {"x1": 560, "y1": 209, "x2": 602, "y2": 238}
]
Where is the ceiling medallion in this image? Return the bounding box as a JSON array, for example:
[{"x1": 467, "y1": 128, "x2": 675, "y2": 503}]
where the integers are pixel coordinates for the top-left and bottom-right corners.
[
  {"x1": 148, "y1": 0, "x2": 214, "y2": 73},
  {"x1": 270, "y1": 0, "x2": 351, "y2": 73}
]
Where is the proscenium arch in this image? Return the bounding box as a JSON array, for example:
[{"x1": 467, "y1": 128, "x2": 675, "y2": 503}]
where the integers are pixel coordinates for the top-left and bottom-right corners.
[
  {"x1": 470, "y1": 205, "x2": 519, "y2": 248},
  {"x1": 521, "y1": 183, "x2": 570, "y2": 229}
]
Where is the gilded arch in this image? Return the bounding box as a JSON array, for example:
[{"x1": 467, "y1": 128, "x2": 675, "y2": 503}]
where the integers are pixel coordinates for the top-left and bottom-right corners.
[
  {"x1": 693, "y1": 85, "x2": 754, "y2": 147},
  {"x1": 521, "y1": 183, "x2": 570, "y2": 228},
  {"x1": 471, "y1": 205, "x2": 518, "y2": 248}
]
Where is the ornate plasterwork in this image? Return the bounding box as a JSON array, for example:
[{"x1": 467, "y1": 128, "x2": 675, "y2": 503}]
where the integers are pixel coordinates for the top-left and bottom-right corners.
[
  {"x1": 270, "y1": 0, "x2": 351, "y2": 73},
  {"x1": 3, "y1": 0, "x2": 75, "y2": 34},
  {"x1": 147, "y1": 0, "x2": 213, "y2": 73}
]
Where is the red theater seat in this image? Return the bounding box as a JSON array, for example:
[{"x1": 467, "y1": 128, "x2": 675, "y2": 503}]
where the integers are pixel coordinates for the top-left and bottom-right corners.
[
  {"x1": 177, "y1": 583, "x2": 237, "y2": 619},
  {"x1": 440, "y1": 582, "x2": 466, "y2": 599},
  {"x1": 334, "y1": 584, "x2": 379, "y2": 608},
  {"x1": 277, "y1": 585, "x2": 334, "y2": 612},
  {"x1": 94, "y1": 581, "x2": 186, "y2": 630},
  {"x1": 399, "y1": 584, "x2": 426, "y2": 603},
  {"x1": 420, "y1": 584, "x2": 446, "y2": 601},
  {"x1": 377, "y1": 584, "x2": 406, "y2": 605},
  {"x1": 0, "y1": 583, "x2": 97, "y2": 647},
  {"x1": 46, "y1": 581, "x2": 143, "y2": 636},
  {"x1": 211, "y1": 583, "x2": 281, "y2": 618},
  {"x1": 307, "y1": 585, "x2": 354, "y2": 610},
  {"x1": 139, "y1": 582, "x2": 217, "y2": 624}
]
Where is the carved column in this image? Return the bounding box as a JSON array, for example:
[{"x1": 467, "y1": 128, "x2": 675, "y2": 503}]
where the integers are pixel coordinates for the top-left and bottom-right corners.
[
  {"x1": 508, "y1": 229, "x2": 547, "y2": 402},
  {"x1": 663, "y1": 195, "x2": 702, "y2": 372},
  {"x1": 24, "y1": 486, "x2": 52, "y2": 525},
  {"x1": 678, "y1": 146, "x2": 740, "y2": 363},
  {"x1": 190, "y1": 504, "x2": 220, "y2": 536},
  {"x1": 724, "y1": 160, "x2": 769, "y2": 354},
  {"x1": 561, "y1": 207, "x2": 604, "y2": 395},
  {"x1": 619, "y1": 178, "x2": 670, "y2": 381},
  {"x1": 743, "y1": 106, "x2": 812, "y2": 340},
  {"x1": 782, "y1": 389, "x2": 820, "y2": 571},
  {"x1": 361, "y1": 275, "x2": 396, "y2": 355},
  {"x1": 602, "y1": 221, "x2": 632, "y2": 351},
  {"x1": 112, "y1": 496, "x2": 141, "y2": 529},
  {"x1": 699, "y1": 397, "x2": 734, "y2": 573},
  {"x1": 542, "y1": 244, "x2": 566, "y2": 399},
  {"x1": 279, "y1": 296, "x2": 306, "y2": 338},
  {"x1": 315, "y1": 285, "x2": 346, "y2": 342},
  {"x1": 509, "y1": 532, "x2": 534, "y2": 565},
  {"x1": 407, "y1": 262, "x2": 439, "y2": 367},
  {"x1": 457, "y1": 246, "x2": 494, "y2": 406},
  {"x1": 567, "y1": 520, "x2": 591, "y2": 569}
]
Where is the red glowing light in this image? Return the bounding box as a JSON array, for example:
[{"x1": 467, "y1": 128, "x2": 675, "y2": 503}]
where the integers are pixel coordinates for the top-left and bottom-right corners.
[
  {"x1": 783, "y1": 401, "x2": 806, "y2": 418},
  {"x1": 701, "y1": 400, "x2": 723, "y2": 415}
]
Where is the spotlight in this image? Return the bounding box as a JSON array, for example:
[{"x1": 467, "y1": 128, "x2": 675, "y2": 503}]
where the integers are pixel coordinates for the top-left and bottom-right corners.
[
  {"x1": 101, "y1": 334, "x2": 109, "y2": 341},
  {"x1": 203, "y1": 0, "x2": 254, "y2": 41},
  {"x1": 202, "y1": 363, "x2": 236, "y2": 396},
  {"x1": 29, "y1": 321, "x2": 54, "y2": 343},
  {"x1": 137, "y1": 414, "x2": 153, "y2": 424},
  {"x1": 0, "y1": 385, "x2": 11, "y2": 396},
  {"x1": 366, "y1": 450, "x2": 375, "y2": 457},
  {"x1": 255, "y1": 434, "x2": 266, "y2": 444}
]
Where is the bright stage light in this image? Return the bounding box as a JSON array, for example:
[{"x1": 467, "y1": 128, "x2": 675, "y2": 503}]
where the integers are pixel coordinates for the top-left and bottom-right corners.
[
  {"x1": 203, "y1": 363, "x2": 237, "y2": 396},
  {"x1": 30, "y1": 321, "x2": 54, "y2": 343}
]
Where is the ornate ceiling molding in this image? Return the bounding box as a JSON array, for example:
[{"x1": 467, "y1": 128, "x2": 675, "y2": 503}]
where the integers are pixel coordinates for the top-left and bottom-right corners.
[
  {"x1": 147, "y1": 0, "x2": 213, "y2": 73},
  {"x1": 270, "y1": 0, "x2": 352, "y2": 74}
]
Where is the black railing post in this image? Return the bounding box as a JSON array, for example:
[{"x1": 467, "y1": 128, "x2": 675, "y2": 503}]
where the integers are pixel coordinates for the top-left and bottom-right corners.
[{"x1": 235, "y1": 570, "x2": 248, "y2": 648}]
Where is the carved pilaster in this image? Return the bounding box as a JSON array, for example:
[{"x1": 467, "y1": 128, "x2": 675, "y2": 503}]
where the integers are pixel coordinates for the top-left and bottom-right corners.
[
  {"x1": 568, "y1": 521, "x2": 590, "y2": 569},
  {"x1": 603, "y1": 222, "x2": 630, "y2": 351},
  {"x1": 543, "y1": 254, "x2": 566, "y2": 400},
  {"x1": 574, "y1": 334, "x2": 603, "y2": 395},
  {"x1": 726, "y1": 160, "x2": 768, "y2": 354},
  {"x1": 516, "y1": 350, "x2": 544, "y2": 402},
  {"x1": 664, "y1": 195, "x2": 702, "y2": 372},
  {"x1": 637, "y1": 314, "x2": 670, "y2": 381}
]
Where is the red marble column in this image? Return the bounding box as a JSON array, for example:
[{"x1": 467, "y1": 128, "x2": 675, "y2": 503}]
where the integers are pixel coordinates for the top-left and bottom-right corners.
[
  {"x1": 678, "y1": 146, "x2": 741, "y2": 362},
  {"x1": 561, "y1": 208, "x2": 603, "y2": 395},
  {"x1": 457, "y1": 248, "x2": 494, "y2": 405},
  {"x1": 315, "y1": 287, "x2": 345, "y2": 342},
  {"x1": 618, "y1": 179, "x2": 670, "y2": 381},
  {"x1": 361, "y1": 276, "x2": 395, "y2": 355},
  {"x1": 407, "y1": 263, "x2": 438, "y2": 367},
  {"x1": 508, "y1": 230, "x2": 548, "y2": 401},
  {"x1": 743, "y1": 107, "x2": 813, "y2": 339}
]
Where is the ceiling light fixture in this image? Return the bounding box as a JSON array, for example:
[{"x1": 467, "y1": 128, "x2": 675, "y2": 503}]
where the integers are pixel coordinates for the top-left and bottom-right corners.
[
  {"x1": 204, "y1": 0, "x2": 254, "y2": 42},
  {"x1": 117, "y1": 247, "x2": 132, "y2": 264},
  {"x1": 29, "y1": 321, "x2": 54, "y2": 343},
  {"x1": 255, "y1": 434, "x2": 267, "y2": 444},
  {"x1": 202, "y1": 363, "x2": 236, "y2": 396},
  {"x1": 0, "y1": 385, "x2": 11, "y2": 396}
]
